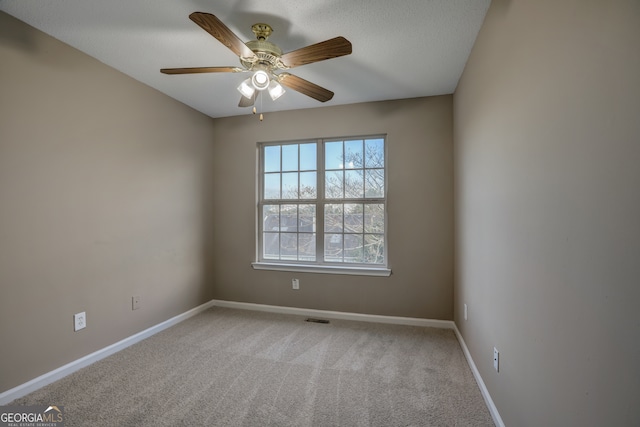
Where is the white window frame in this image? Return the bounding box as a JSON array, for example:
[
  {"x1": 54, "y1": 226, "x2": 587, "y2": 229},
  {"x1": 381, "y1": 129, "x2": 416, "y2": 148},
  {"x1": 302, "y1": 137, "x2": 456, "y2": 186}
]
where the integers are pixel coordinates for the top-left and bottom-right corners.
[{"x1": 252, "y1": 135, "x2": 391, "y2": 277}]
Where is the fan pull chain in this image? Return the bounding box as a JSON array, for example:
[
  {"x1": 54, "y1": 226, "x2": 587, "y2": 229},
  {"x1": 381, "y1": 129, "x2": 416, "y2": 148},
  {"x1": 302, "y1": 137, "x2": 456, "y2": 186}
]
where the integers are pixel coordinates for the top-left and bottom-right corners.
[{"x1": 259, "y1": 91, "x2": 264, "y2": 121}]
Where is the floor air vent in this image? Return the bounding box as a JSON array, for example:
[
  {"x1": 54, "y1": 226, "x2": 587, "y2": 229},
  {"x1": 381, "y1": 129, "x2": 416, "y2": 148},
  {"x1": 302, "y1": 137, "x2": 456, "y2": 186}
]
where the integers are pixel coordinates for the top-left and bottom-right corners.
[{"x1": 305, "y1": 318, "x2": 330, "y2": 324}]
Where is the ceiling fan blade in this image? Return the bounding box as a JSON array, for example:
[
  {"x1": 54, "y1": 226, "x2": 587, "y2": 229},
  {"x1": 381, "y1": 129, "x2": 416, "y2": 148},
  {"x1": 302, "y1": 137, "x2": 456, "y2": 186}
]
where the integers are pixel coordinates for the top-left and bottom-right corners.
[
  {"x1": 161, "y1": 66, "x2": 243, "y2": 75},
  {"x1": 189, "y1": 12, "x2": 257, "y2": 60},
  {"x1": 278, "y1": 73, "x2": 334, "y2": 102},
  {"x1": 280, "y1": 37, "x2": 352, "y2": 68},
  {"x1": 238, "y1": 92, "x2": 257, "y2": 107}
]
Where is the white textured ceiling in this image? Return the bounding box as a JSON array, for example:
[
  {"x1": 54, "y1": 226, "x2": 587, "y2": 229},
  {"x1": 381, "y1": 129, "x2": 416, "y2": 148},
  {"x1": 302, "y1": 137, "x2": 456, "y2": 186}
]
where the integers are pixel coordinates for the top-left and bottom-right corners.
[{"x1": 0, "y1": 0, "x2": 491, "y2": 118}]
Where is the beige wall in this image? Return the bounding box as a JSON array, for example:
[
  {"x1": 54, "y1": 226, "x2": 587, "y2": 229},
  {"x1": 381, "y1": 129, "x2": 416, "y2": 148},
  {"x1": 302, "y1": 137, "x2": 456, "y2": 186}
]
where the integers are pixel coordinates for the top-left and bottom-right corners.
[
  {"x1": 0, "y1": 12, "x2": 215, "y2": 393},
  {"x1": 210, "y1": 96, "x2": 454, "y2": 319},
  {"x1": 454, "y1": 0, "x2": 640, "y2": 425}
]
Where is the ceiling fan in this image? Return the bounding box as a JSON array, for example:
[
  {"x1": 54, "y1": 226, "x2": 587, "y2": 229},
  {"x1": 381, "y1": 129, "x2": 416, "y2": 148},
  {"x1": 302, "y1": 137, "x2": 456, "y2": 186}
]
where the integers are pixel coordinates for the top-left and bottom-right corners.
[{"x1": 161, "y1": 12, "x2": 352, "y2": 109}]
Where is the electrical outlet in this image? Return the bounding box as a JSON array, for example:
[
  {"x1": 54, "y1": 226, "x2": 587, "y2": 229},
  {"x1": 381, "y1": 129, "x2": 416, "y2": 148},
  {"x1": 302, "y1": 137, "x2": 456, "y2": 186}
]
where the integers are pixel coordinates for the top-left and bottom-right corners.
[
  {"x1": 464, "y1": 304, "x2": 468, "y2": 320},
  {"x1": 292, "y1": 279, "x2": 299, "y2": 290},
  {"x1": 132, "y1": 295, "x2": 141, "y2": 310},
  {"x1": 494, "y1": 347, "x2": 500, "y2": 372},
  {"x1": 74, "y1": 312, "x2": 86, "y2": 331}
]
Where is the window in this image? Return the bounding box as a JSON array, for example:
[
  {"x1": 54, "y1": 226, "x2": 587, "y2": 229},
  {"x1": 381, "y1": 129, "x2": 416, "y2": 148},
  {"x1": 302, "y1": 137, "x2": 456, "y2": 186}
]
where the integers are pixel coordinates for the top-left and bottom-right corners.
[{"x1": 254, "y1": 136, "x2": 389, "y2": 276}]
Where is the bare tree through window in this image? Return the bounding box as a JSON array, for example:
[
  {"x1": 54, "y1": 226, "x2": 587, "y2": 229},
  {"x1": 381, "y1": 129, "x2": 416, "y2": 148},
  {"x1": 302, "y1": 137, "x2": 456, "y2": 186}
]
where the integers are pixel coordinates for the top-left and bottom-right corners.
[{"x1": 259, "y1": 137, "x2": 386, "y2": 266}]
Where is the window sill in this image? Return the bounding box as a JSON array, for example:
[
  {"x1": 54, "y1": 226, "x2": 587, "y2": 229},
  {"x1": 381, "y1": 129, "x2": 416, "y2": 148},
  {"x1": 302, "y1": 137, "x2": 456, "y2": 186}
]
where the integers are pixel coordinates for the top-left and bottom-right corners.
[{"x1": 251, "y1": 262, "x2": 391, "y2": 277}]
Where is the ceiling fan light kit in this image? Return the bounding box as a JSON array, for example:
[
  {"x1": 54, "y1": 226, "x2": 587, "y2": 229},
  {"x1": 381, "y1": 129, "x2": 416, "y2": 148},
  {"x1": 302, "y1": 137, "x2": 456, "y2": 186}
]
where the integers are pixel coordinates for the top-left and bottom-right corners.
[
  {"x1": 160, "y1": 12, "x2": 352, "y2": 120},
  {"x1": 237, "y1": 72, "x2": 285, "y2": 102},
  {"x1": 251, "y1": 70, "x2": 270, "y2": 91},
  {"x1": 237, "y1": 78, "x2": 256, "y2": 99},
  {"x1": 267, "y1": 79, "x2": 286, "y2": 101}
]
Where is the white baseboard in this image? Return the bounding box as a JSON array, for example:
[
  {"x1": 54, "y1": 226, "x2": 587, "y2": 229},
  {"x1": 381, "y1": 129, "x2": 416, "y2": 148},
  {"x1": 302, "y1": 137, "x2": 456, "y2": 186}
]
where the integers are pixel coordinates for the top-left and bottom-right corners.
[
  {"x1": 2, "y1": 298, "x2": 504, "y2": 427},
  {"x1": 211, "y1": 299, "x2": 456, "y2": 329},
  {"x1": 453, "y1": 324, "x2": 505, "y2": 427},
  {"x1": 0, "y1": 299, "x2": 216, "y2": 405}
]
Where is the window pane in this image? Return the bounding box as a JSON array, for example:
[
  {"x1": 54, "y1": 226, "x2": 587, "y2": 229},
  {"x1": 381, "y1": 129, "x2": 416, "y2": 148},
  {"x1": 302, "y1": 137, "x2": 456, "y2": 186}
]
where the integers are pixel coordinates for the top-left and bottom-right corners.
[
  {"x1": 298, "y1": 204, "x2": 316, "y2": 232},
  {"x1": 300, "y1": 143, "x2": 317, "y2": 171},
  {"x1": 325, "y1": 170, "x2": 343, "y2": 198},
  {"x1": 259, "y1": 137, "x2": 385, "y2": 267},
  {"x1": 263, "y1": 204, "x2": 280, "y2": 230},
  {"x1": 281, "y1": 205, "x2": 297, "y2": 232},
  {"x1": 364, "y1": 204, "x2": 384, "y2": 233},
  {"x1": 300, "y1": 172, "x2": 317, "y2": 199},
  {"x1": 344, "y1": 203, "x2": 363, "y2": 233},
  {"x1": 345, "y1": 170, "x2": 364, "y2": 198},
  {"x1": 324, "y1": 234, "x2": 343, "y2": 262},
  {"x1": 365, "y1": 139, "x2": 384, "y2": 168},
  {"x1": 264, "y1": 173, "x2": 280, "y2": 199},
  {"x1": 299, "y1": 233, "x2": 316, "y2": 261},
  {"x1": 325, "y1": 141, "x2": 343, "y2": 170},
  {"x1": 344, "y1": 234, "x2": 364, "y2": 263},
  {"x1": 263, "y1": 232, "x2": 279, "y2": 259},
  {"x1": 324, "y1": 204, "x2": 343, "y2": 232},
  {"x1": 280, "y1": 233, "x2": 297, "y2": 259},
  {"x1": 345, "y1": 140, "x2": 363, "y2": 169},
  {"x1": 364, "y1": 234, "x2": 384, "y2": 264},
  {"x1": 282, "y1": 172, "x2": 298, "y2": 199},
  {"x1": 264, "y1": 146, "x2": 280, "y2": 172},
  {"x1": 365, "y1": 169, "x2": 384, "y2": 198},
  {"x1": 282, "y1": 144, "x2": 298, "y2": 171}
]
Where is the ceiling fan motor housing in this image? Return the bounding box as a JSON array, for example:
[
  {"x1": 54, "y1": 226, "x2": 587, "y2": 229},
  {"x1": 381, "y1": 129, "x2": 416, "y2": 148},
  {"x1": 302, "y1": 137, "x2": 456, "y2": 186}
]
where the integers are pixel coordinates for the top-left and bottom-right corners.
[
  {"x1": 242, "y1": 40, "x2": 284, "y2": 70},
  {"x1": 240, "y1": 23, "x2": 287, "y2": 71}
]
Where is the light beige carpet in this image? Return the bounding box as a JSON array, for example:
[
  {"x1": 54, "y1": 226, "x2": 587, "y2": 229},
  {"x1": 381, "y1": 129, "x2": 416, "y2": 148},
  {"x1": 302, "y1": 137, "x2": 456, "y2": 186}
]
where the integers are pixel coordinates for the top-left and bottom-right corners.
[{"x1": 12, "y1": 307, "x2": 494, "y2": 426}]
